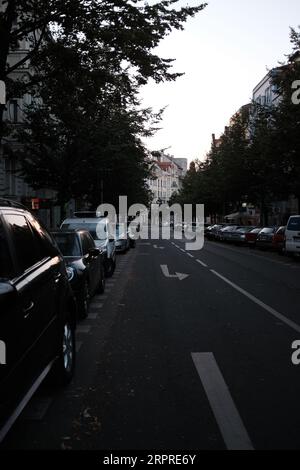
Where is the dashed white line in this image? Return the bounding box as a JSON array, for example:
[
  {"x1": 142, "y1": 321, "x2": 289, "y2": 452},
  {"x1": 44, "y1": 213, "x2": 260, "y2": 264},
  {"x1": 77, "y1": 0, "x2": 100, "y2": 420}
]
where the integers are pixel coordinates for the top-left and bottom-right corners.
[
  {"x1": 196, "y1": 259, "x2": 208, "y2": 268},
  {"x1": 210, "y1": 269, "x2": 300, "y2": 334},
  {"x1": 192, "y1": 353, "x2": 254, "y2": 450},
  {"x1": 187, "y1": 253, "x2": 194, "y2": 259}
]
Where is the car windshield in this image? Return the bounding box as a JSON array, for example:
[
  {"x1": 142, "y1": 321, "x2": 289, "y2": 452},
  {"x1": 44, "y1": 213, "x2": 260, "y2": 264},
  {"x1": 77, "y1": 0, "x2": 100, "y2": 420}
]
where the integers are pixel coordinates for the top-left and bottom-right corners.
[
  {"x1": 62, "y1": 222, "x2": 108, "y2": 241},
  {"x1": 287, "y1": 217, "x2": 300, "y2": 231},
  {"x1": 54, "y1": 233, "x2": 81, "y2": 257},
  {"x1": 261, "y1": 228, "x2": 275, "y2": 234},
  {"x1": 251, "y1": 228, "x2": 262, "y2": 234}
]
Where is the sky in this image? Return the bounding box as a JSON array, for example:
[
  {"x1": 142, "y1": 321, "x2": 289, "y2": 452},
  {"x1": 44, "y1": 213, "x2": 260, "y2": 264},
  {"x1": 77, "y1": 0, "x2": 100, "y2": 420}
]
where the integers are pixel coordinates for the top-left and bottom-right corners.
[{"x1": 140, "y1": 0, "x2": 300, "y2": 164}]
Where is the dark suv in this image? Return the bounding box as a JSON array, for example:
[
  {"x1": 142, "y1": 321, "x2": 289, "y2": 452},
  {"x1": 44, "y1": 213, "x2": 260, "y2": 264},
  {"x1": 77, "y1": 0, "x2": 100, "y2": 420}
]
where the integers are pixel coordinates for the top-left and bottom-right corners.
[{"x1": 0, "y1": 199, "x2": 77, "y2": 442}]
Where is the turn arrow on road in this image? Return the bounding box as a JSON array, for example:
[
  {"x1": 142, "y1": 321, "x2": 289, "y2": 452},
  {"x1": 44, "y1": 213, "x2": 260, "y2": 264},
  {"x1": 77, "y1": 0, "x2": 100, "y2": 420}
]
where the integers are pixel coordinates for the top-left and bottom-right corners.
[{"x1": 160, "y1": 265, "x2": 189, "y2": 281}]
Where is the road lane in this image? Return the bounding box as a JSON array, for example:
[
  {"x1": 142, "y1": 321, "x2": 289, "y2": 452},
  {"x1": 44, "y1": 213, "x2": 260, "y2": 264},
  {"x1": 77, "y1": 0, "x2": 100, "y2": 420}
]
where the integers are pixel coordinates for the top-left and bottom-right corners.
[{"x1": 2, "y1": 237, "x2": 300, "y2": 450}]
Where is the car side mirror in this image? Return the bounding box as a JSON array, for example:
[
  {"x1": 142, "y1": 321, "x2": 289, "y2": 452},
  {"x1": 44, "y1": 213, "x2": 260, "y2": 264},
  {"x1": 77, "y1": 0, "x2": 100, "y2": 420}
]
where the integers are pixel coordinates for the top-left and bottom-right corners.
[{"x1": 88, "y1": 248, "x2": 100, "y2": 258}]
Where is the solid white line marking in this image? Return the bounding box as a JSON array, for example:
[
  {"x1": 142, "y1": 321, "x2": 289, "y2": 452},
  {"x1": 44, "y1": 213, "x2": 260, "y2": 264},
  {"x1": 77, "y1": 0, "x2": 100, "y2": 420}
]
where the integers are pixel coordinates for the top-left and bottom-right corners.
[
  {"x1": 0, "y1": 361, "x2": 54, "y2": 443},
  {"x1": 210, "y1": 270, "x2": 300, "y2": 334},
  {"x1": 192, "y1": 353, "x2": 254, "y2": 450},
  {"x1": 180, "y1": 248, "x2": 186, "y2": 253},
  {"x1": 187, "y1": 253, "x2": 194, "y2": 258},
  {"x1": 196, "y1": 259, "x2": 208, "y2": 268}
]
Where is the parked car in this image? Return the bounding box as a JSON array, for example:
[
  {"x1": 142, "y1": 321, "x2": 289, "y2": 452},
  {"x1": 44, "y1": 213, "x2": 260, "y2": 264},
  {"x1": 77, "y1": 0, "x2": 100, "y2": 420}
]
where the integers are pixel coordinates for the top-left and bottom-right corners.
[
  {"x1": 222, "y1": 226, "x2": 242, "y2": 242},
  {"x1": 285, "y1": 215, "x2": 300, "y2": 255},
  {"x1": 115, "y1": 223, "x2": 131, "y2": 253},
  {"x1": 256, "y1": 227, "x2": 277, "y2": 250},
  {"x1": 206, "y1": 224, "x2": 225, "y2": 240},
  {"x1": 272, "y1": 226, "x2": 286, "y2": 253},
  {"x1": 52, "y1": 230, "x2": 105, "y2": 319},
  {"x1": 231, "y1": 226, "x2": 255, "y2": 245},
  {"x1": 0, "y1": 199, "x2": 76, "y2": 442},
  {"x1": 61, "y1": 214, "x2": 116, "y2": 277},
  {"x1": 245, "y1": 227, "x2": 262, "y2": 247}
]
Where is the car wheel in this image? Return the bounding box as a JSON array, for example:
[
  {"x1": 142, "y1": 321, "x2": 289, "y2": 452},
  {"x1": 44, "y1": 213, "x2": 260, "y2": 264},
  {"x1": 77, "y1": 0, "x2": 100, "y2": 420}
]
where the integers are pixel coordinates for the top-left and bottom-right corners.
[
  {"x1": 48, "y1": 319, "x2": 76, "y2": 386},
  {"x1": 78, "y1": 280, "x2": 90, "y2": 319}
]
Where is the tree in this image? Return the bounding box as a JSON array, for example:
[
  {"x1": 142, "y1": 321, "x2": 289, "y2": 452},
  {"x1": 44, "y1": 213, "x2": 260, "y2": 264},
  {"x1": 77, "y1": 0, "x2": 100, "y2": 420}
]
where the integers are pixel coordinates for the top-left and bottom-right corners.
[
  {"x1": 17, "y1": 42, "x2": 162, "y2": 215},
  {"x1": 270, "y1": 28, "x2": 300, "y2": 212},
  {"x1": 0, "y1": 0, "x2": 207, "y2": 140}
]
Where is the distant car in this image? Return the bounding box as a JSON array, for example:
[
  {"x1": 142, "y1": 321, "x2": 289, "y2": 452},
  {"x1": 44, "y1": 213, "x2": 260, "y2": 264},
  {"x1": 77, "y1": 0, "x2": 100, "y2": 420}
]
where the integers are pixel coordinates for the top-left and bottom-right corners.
[
  {"x1": 206, "y1": 224, "x2": 225, "y2": 240},
  {"x1": 187, "y1": 222, "x2": 203, "y2": 234},
  {"x1": 231, "y1": 226, "x2": 255, "y2": 245},
  {"x1": 61, "y1": 215, "x2": 116, "y2": 277},
  {"x1": 115, "y1": 223, "x2": 130, "y2": 253},
  {"x1": 245, "y1": 227, "x2": 262, "y2": 247},
  {"x1": 52, "y1": 230, "x2": 106, "y2": 319},
  {"x1": 222, "y1": 226, "x2": 242, "y2": 242},
  {"x1": 0, "y1": 199, "x2": 76, "y2": 442},
  {"x1": 256, "y1": 227, "x2": 277, "y2": 250},
  {"x1": 285, "y1": 216, "x2": 300, "y2": 255},
  {"x1": 272, "y1": 226, "x2": 286, "y2": 253}
]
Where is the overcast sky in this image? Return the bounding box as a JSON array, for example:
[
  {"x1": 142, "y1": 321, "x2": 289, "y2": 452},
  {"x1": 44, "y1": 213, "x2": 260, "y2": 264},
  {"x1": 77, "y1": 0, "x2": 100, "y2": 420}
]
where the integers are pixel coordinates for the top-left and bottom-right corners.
[{"x1": 140, "y1": 0, "x2": 300, "y2": 163}]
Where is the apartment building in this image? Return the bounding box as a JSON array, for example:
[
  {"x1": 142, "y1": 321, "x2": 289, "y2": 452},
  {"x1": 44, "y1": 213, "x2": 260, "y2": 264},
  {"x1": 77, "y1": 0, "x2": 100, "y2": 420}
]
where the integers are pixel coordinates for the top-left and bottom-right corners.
[{"x1": 148, "y1": 154, "x2": 187, "y2": 204}]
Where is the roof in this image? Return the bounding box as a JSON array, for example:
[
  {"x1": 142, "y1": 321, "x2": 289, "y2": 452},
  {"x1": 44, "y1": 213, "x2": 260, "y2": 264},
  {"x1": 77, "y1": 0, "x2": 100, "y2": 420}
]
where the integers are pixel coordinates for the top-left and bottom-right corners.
[{"x1": 156, "y1": 162, "x2": 173, "y2": 171}]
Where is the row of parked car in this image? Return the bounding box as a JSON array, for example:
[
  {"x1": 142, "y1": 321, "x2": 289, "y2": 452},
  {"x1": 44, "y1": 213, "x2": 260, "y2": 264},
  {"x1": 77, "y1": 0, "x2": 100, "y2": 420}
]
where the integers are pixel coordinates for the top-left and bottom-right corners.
[
  {"x1": 205, "y1": 215, "x2": 300, "y2": 256},
  {"x1": 0, "y1": 199, "x2": 138, "y2": 442}
]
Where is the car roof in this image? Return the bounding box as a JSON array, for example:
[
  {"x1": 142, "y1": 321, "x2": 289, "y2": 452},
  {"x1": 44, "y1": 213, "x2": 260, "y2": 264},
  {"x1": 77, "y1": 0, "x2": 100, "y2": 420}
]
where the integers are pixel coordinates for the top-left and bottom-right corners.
[
  {"x1": 0, "y1": 198, "x2": 28, "y2": 211},
  {"x1": 52, "y1": 229, "x2": 90, "y2": 236},
  {"x1": 62, "y1": 218, "x2": 107, "y2": 224}
]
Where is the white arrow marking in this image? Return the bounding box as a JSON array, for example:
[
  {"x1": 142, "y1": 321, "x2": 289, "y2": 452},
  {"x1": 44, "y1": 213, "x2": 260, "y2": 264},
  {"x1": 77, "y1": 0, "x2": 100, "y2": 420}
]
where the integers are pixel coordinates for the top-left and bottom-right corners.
[
  {"x1": 154, "y1": 245, "x2": 165, "y2": 250},
  {"x1": 160, "y1": 265, "x2": 189, "y2": 281}
]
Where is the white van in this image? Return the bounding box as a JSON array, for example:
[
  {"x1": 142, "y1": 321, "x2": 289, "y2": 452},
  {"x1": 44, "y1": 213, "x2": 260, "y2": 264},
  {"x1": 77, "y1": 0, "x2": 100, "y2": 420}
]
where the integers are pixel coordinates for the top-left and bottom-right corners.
[
  {"x1": 285, "y1": 215, "x2": 300, "y2": 255},
  {"x1": 61, "y1": 215, "x2": 116, "y2": 277}
]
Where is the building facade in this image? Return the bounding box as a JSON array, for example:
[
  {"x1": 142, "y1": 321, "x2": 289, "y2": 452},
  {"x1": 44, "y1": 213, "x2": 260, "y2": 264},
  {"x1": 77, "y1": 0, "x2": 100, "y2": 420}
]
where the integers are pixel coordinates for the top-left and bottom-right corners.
[
  {"x1": 0, "y1": 22, "x2": 66, "y2": 227},
  {"x1": 148, "y1": 154, "x2": 187, "y2": 204}
]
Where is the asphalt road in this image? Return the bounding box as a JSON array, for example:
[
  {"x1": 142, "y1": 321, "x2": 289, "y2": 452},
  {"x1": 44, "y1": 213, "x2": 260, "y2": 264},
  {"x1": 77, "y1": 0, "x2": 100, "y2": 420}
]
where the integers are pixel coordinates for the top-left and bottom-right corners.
[{"x1": 2, "y1": 235, "x2": 300, "y2": 450}]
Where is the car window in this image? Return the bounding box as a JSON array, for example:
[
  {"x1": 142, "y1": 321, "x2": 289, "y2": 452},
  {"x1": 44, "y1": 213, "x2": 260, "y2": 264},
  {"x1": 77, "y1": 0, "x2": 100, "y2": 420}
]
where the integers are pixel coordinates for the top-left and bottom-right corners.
[
  {"x1": 0, "y1": 218, "x2": 14, "y2": 279},
  {"x1": 4, "y1": 214, "x2": 45, "y2": 273},
  {"x1": 54, "y1": 233, "x2": 81, "y2": 257},
  {"x1": 287, "y1": 217, "x2": 300, "y2": 231},
  {"x1": 27, "y1": 214, "x2": 58, "y2": 258},
  {"x1": 81, "y1": 232, "x2": 94, "y2": 255},
  {"x1": 62, "y1": 222, "x2": 107, "y2": 241}
]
